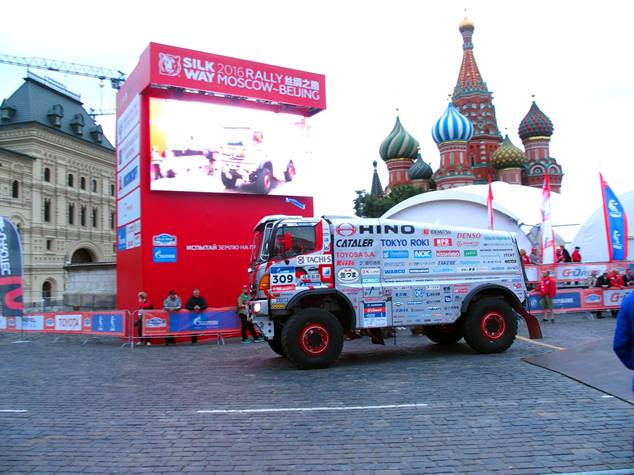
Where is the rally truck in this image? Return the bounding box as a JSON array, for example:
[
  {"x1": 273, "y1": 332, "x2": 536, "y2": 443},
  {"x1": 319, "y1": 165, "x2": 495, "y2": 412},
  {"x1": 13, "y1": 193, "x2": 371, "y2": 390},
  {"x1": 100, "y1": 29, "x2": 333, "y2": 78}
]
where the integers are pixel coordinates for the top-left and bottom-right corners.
[
  {"x1": 247, "y1": 215, "x2": 542, "y2": 369},
  {"x1": 219, "y1": 127, "x2": 296, "y2": 194}
]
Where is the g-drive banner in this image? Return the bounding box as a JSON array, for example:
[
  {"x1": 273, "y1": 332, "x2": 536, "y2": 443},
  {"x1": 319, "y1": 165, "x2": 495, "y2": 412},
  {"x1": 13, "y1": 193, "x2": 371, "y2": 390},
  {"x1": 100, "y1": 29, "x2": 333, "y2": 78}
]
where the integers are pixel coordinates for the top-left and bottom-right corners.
[{"x1": 0, "y1": 216, "x2": 24, "y2": 317}]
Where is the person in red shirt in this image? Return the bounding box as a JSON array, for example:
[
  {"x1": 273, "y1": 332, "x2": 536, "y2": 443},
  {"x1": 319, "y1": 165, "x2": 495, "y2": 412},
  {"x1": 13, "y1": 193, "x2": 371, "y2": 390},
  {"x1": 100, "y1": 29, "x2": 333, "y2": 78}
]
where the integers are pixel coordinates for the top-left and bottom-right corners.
[
  {"x1": 571, "y1": 246, "x2": 582, "y2": 262},
  {"x1": 609, "y1": 270, "x2": 625, "y2": 318},
  {"x1": 538, "y1": 271, "x2": 557, "y2": 322},
  {"x1": 136, "y1": 291, "x2": 153, "y2": 346},
  {"x1": 519, "y1": 249, "x2": 531, "y2": 265}
]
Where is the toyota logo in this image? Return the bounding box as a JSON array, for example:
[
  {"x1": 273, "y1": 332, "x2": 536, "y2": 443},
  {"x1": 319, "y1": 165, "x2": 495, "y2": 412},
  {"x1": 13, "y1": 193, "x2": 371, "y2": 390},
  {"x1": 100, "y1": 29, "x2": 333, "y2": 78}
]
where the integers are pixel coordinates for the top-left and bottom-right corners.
[{"x1": 336, "y1": 223, "x2": 356, "y2": 237}]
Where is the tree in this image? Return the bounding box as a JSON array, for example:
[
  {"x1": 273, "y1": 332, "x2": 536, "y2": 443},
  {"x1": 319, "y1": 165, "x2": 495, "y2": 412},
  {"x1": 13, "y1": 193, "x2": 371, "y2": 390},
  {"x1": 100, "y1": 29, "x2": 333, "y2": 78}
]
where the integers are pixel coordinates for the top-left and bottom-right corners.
[{"x1": 353, "y1": 184, "x2": 426, "y2": 218}]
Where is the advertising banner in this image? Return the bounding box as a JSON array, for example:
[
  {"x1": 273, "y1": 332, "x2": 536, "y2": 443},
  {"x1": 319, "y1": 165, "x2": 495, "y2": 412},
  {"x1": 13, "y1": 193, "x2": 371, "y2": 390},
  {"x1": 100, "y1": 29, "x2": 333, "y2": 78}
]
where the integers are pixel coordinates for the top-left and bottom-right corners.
[
  {"x1": 150, "y1": 43, "x2": 326, "y2": 112},
  {"x1": 600, "y1": 173, "x2": 629, "y2": 261},
  {"x1": 0, "y1": 216, "x2": 24, "y2": 318},
  {"x1": 0, "y1": 312, "x2": 126, "y2": 337},
  {"x1": 524, "y1": 262, "x2": 633, "y2": 284},
  {"x1": 141, "y1": 309, "x2": 240, "y2": 336},
  {"x1": 528, "y1": 288, "x2": 633, "y2": 313},
  {"x1": 117, "y1": 188, "x2": 141, "y2": 226}
]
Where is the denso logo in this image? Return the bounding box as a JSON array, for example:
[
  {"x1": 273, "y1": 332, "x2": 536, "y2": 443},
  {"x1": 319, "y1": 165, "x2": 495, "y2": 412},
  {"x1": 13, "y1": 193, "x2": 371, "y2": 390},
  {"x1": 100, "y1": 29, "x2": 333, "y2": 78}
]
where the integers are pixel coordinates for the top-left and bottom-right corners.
[
  {"x1": 158, "y1": 53, "x2": 182, "y2": 76},
  {"x1": 457, "y1": 232, "x2": 481, "y2": 239},
  {"x1": 434, "y1": 238, "x2": 453, "y2": 247},
  {"x1": 336, "y1": 223, "x2": 356, "y2": 236}
]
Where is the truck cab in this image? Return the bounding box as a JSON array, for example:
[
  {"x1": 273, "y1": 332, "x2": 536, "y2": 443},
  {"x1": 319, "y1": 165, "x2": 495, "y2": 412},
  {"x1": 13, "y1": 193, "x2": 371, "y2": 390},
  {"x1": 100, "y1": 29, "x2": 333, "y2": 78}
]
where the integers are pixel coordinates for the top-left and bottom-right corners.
[{"x1": 248, "y1": 215, "x2": 541, "y2": 369}]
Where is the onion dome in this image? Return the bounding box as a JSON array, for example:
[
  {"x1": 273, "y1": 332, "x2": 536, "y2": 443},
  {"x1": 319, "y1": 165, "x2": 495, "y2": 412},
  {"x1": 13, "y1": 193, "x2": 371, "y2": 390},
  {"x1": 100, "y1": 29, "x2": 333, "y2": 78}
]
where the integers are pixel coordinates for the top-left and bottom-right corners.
[
  {"x1": 408, "y1": 153, "x2": 433, "y2": 180},
  {"x1": 459, "y1": 16, "x2": 474, "y2": 32},
  {"x1": 379, "y1": 116, "x2": 420, "y2": 161},
  {"x1": 518, "y1": 101, "x2": 554, "y2": 140},
  {"x1": 491, "y1": 135, "x2": 526, "y2": 169},
  {"x1": 432, "y1": 103, "x2": 474, "y2": 144}
]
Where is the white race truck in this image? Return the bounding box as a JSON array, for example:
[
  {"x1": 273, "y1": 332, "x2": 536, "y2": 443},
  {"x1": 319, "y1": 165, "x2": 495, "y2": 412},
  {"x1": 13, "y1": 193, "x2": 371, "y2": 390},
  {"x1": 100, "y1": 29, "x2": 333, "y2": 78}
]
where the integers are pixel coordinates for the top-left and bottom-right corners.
[{"x1": 248, "y1": 215, "x2": 542, "y2": 369}]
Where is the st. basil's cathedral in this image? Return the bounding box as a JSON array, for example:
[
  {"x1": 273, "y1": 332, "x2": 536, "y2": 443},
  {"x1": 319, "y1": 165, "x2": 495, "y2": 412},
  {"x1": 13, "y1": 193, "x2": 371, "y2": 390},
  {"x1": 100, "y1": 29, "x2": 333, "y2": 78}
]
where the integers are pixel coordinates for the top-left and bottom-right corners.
[{"x1": 373, "y1": 17, "x2": 564, "y2": 195}]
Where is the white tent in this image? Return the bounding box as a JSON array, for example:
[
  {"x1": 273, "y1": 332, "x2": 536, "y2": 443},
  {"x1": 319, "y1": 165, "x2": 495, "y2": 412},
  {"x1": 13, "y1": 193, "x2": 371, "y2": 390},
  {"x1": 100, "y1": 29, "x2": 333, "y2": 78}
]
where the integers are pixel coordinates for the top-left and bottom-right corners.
[
  {"x1": 571, "y1": 189, "x2": 634, "y2": 262},
  {"x1": 382, "y1": 181, "x2": 584, "y2": 253}
]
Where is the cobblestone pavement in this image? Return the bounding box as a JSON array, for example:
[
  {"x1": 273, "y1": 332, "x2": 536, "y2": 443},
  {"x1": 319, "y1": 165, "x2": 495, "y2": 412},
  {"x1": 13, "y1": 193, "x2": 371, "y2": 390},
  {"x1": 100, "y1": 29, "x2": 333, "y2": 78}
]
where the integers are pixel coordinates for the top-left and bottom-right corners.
[{"x1": 0, "y1": 312, "x2": 632, "y2": 474}]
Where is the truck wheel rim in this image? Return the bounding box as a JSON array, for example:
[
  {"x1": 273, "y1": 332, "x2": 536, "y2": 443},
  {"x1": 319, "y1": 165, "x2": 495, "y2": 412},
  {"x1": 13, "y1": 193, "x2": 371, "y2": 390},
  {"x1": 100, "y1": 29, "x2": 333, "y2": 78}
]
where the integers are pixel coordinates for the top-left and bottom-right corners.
[
  {"x1": 480, "y1": 312, "x2": 506, "y2": 340},
  {"x1": 299, "y1": 323, "x2": 329, "y2": 355}
]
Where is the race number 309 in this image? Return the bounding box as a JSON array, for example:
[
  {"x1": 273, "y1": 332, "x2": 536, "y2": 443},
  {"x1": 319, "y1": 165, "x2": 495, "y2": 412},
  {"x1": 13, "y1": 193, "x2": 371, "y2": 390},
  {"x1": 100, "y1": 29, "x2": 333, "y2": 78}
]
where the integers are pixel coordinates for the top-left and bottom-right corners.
[{"x1": 271, "y1": 267, "x2": 295, "y2": 285}]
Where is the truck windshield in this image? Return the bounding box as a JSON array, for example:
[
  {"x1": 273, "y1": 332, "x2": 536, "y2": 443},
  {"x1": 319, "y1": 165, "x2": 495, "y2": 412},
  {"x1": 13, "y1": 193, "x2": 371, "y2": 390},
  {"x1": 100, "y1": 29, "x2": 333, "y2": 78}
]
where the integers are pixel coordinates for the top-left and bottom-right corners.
[{"x1": 272, "y1": 224, "x2": 317, "y2": 259}]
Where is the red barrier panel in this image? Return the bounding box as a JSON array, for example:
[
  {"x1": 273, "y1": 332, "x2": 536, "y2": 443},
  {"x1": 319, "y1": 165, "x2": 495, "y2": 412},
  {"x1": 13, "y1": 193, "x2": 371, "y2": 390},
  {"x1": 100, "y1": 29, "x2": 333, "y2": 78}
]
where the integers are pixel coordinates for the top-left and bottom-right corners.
[
  {"x1": 528, "y1": 288, "x2": 633, "y2": 314},
  {"x1": 0, "y1": 311, "x2": 127, "y2": 336},
  {"x1": 138, "y1": 308, "x2": 241, "y2": 339},
  {"x1": 525, "y1": 261, "x2": 634, "y2": 285}
]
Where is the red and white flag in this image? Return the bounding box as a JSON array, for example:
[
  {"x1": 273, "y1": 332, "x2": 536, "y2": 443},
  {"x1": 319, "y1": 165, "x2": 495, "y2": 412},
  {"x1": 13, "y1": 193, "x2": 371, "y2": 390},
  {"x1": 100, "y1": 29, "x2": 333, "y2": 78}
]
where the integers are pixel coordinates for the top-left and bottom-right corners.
[
  {"x1": 487, "y1": 180, "x2": 494, "y2": 230},
  {"x1": 540, "y1": 174, "x2": 555, "y2": 264}
]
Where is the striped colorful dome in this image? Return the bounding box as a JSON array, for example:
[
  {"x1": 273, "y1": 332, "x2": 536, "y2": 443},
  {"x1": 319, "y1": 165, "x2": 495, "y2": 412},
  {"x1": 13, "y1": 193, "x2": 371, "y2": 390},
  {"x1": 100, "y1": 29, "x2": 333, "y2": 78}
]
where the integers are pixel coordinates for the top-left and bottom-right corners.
[
  {"x1": 518, "y1": 101, "x2": 553, "y2": 140},
  {"x1": 491, "y1": 135, "x2": 526, "y2": 169},
  {"x1": 408, "y1": 153, "x2": 433, "y2": 180},
  {"x1": 432, "y1": 103, "x2": 474, "y2": 144},
  {"x1": 379, "y1": 116, "x2": 419, "y2": 161}
]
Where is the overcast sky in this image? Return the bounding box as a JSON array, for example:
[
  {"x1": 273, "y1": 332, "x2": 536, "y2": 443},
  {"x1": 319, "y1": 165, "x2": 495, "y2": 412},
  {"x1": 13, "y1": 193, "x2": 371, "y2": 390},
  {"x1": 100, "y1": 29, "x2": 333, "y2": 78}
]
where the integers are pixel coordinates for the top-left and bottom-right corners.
[{"x1": 2, "y1": 0, "x2": 633, "y2": 223}]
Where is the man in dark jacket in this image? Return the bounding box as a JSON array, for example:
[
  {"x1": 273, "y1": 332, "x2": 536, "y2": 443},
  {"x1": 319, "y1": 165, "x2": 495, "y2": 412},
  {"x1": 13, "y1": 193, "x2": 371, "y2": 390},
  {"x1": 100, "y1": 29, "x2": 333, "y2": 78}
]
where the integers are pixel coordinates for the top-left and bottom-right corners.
[
  {"x1": 613, "y1": 291, "x2": 634, "y2": 400},
  {"x1": 185, "y1": 288, "x2": 207, "y2": 344},
  {"x1": 594, "y1": 272, "x2": 611, "y2": 318}
]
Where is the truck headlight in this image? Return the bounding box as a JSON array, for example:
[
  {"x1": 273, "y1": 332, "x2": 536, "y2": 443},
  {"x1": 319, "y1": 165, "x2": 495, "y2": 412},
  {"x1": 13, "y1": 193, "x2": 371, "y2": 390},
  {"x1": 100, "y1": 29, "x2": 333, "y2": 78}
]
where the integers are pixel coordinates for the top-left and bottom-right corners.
[{"x1": 253, "y1": 302, "x2": 262, "y2": 313}]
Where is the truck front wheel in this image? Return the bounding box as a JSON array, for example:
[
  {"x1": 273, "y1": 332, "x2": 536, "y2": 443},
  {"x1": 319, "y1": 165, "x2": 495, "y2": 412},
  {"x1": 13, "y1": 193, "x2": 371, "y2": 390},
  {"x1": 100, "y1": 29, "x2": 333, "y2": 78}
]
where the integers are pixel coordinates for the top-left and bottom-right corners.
[
  {"x1": 424, "y1": 324, "x2": 463, "y2": 345},
  {"x1": 256, "y1": 168, "x2": 273, "y2": 194},
  {"x1": 461, "y1": 297, "x2": 517, "y2": 353},
  {"x1": 281, "y1": 308, "x2": 344, "y2": 369}
]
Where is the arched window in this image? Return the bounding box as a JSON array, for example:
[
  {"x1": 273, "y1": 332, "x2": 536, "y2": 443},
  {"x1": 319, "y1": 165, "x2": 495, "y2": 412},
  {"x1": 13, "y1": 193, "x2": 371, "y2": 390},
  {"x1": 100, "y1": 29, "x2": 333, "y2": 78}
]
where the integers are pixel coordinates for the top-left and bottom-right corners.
[
  {"x1": 44, "y1": 167, "x2": 51, "y2": 182},
  {"x1": 12, "y1": 180, "x2": 19, "y2": 198},
  {"x1": 42, "y1": 280, "x2": 53, "y2": 305},
  {"x1": 68, "y1": 203, "x2": 75, "y2": 225},
  {"x1": 91, "y1": 208, "x2": 98, "y2": 228},
  {"x1": 91, "y1": 179, "x2": 97, "y2": 193},
  {"x1": 71, "y1": 248, "x2": 94, "y2": 264},
  {"x1": 80, "y1": 206, "x2": 87, "y2": 226},
  {"x1": 67, "y1": 174, "x2": 74, "y2": 187},
  {"x1": 80, "y1": 177, "x2": 86, "y2": 190}
]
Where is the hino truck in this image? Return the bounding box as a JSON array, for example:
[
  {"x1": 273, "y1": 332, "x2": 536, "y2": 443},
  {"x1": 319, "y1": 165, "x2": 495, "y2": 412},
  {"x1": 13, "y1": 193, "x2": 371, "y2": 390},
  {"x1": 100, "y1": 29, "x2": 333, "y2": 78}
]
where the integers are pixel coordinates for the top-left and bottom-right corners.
[{"x1": 247, "y1": 215, "x2": 542, "y2": 369}]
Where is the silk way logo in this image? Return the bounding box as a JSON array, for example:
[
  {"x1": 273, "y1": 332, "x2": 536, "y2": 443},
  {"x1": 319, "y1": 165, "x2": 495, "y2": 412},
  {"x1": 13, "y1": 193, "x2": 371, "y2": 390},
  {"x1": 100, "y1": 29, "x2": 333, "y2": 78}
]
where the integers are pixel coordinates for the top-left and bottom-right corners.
[
  {"x1": 336, "y1": 223, "x2": 356, "y2": 237},
  {"x1": 613, "y1": 230, "x2": 623, "y2": 250},
  {"x1": 158, "y1": 53, "x2": 181, "y2": 77},
  {"x1": 608, "y1": 199, "x2": 622, "y2": 219}
]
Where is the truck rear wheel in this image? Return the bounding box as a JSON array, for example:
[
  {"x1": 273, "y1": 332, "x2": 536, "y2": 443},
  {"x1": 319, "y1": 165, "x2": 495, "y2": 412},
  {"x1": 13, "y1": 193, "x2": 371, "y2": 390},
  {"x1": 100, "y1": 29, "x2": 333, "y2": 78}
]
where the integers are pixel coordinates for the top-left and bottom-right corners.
[
  {"x1": 221, "y1": 172, "x2": 237, "y2": 189},
  {"x1": 281, "y1": 308, "x2": 344, "y2": 369},
  {"x1": 424, "y1": 324, "x2": 462, "y2": 345},
  {"x1": 462, "y1": 297, "x2": 517, "y2": 353}
]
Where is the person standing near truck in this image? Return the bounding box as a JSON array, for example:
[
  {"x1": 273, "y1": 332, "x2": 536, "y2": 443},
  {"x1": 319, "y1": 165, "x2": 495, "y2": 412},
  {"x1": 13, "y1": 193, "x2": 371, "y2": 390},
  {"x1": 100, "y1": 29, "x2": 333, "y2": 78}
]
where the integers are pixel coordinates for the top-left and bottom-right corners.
[
  {"x1": 237, "y1": 285, "x2": 263, "y2": 344},
  {"x1": 539, "y1": 271, "x2": 557, "y2": 323}
]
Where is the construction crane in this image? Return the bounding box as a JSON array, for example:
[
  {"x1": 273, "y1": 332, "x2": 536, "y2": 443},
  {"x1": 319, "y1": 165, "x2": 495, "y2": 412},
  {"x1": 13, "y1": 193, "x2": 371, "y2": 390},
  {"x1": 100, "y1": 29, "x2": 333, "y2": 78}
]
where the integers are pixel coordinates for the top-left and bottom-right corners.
[{"x1": 0, "y1": 54, "x2": 126, "y2": 90}]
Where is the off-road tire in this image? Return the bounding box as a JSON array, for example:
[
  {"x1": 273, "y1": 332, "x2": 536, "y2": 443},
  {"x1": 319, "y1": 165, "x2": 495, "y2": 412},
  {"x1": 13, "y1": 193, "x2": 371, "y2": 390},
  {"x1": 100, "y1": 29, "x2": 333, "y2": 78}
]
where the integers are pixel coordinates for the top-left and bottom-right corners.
[
  {"x1": 256, "y1": 168, "x2": 273, "y2": 194},
  {"x1": 281, "y1": 308, "x2": 344, "y2": 369},
  {"x1": 461, "y1": 297, "x2": 517, "y2": 353},
  {"x1": 221, "y1": 172, "x2": 237, "y2": 188},
  {"x1": 424, "y1": 324, "x2": 463, "y2": 345},
  {"x1": 267, "y1": 322, "x2": 285, "y2": 357},
  {"x1": 284, "y1": 161, "x2": 296, "y2": 182}
]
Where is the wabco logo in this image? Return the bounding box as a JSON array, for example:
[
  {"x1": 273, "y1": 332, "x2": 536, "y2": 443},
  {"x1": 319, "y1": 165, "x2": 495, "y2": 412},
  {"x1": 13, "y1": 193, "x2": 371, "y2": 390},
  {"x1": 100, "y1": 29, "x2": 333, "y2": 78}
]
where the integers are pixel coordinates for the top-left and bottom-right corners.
[
  {"x1": 158, "y1": 53, "x2": 181, "y2": 76},
  {"x1": 336, "y1": 223, "x2": 356, "y2": 237}
]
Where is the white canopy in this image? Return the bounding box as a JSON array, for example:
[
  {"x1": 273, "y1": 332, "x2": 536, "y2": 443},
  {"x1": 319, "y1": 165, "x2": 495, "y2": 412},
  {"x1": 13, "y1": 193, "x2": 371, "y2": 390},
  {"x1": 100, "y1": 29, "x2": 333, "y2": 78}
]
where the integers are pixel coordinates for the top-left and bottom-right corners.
[{"x1": 382, "y1": 181, "x2": 585, "y2": 253}]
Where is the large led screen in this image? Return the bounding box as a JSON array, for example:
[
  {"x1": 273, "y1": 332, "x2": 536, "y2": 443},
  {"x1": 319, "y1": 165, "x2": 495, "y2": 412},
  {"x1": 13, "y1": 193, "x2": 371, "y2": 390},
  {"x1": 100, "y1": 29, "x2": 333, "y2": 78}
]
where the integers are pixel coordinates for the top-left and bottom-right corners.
[{"x1": 149, "y1": 98, "x2": 313, "y2": 196}]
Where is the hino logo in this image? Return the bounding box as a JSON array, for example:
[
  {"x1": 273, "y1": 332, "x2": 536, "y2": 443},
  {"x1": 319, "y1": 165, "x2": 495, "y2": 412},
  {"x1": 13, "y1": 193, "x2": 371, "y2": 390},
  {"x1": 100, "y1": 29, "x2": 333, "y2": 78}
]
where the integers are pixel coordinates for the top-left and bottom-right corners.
[
  {"x1": 358, "y1": 224, "x2": 415, "y2": 235},
  {"x1": 336, "y1": 223, "x2": 356, "y2": 237}
]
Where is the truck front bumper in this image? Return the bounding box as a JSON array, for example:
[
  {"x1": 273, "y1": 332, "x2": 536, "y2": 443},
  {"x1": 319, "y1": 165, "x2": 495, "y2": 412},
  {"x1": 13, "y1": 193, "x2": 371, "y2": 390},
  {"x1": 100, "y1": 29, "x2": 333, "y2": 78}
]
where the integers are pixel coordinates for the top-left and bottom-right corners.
[{"x1": 249, "y1": 299, "x2": 274, "y2": 338}]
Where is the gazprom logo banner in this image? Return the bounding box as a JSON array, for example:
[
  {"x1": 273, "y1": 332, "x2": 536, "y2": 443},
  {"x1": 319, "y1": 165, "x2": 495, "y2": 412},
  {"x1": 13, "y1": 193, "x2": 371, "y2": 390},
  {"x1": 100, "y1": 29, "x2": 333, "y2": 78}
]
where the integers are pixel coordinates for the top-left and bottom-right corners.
[
  {"x1": 0, "y1": 217, "x2": 24, "y2": 318},
  {"x1": 601, "y1": 177, "x2": 628, "y2": 260}
]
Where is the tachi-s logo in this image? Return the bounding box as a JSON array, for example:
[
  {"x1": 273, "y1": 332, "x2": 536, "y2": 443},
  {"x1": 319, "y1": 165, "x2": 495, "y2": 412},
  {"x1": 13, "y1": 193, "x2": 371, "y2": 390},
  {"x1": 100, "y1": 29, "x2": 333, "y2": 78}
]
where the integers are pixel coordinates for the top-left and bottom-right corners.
[
  {"x1": 158, "y1": 53, "x2": 181, "y2": 77},
  {"x1": 336, "y1": 223, "x2": 356, "y2": 237}
]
